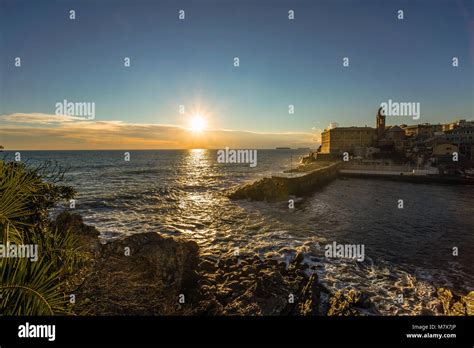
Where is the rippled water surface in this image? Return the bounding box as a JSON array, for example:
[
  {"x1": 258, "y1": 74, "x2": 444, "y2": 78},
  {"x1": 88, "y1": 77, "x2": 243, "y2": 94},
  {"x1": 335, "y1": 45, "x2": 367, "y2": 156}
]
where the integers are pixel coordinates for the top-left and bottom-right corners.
[{"x1": 6, "y1": 150, "x2": 474, "y2": 315}]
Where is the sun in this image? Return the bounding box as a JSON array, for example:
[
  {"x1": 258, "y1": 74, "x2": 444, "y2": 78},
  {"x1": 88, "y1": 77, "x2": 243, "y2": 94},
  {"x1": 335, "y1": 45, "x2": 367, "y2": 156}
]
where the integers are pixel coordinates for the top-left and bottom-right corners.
[{"x1": 189, "y1": 114, "x2": 207, "y2": 132}]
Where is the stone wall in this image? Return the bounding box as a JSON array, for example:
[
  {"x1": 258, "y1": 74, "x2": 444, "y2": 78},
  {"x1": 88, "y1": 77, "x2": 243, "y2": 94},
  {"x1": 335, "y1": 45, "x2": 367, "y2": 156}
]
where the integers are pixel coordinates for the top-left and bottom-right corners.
[{"x1": 228, "y1": 163, "x2": 340, "y2": 201}]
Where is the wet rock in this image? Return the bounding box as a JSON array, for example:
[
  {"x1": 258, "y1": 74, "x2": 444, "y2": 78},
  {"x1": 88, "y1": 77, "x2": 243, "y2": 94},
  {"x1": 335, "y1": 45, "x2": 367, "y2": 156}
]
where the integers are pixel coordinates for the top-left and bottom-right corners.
[
  {"x1": 199, "y1": 260, "x2": 217, "y2": 273},
  {"x1": 437, "y1": 288, "x2": 474, "y2": 316},
  {"x1": 225, "y1": 280, "x2": 243, "y2": 293},
  {"x1": 241, "y1": 265, "x2": 256, "y2": 276},
  {"x1": 327, "y1": 289, "x2": 373, "y2": 316},
  {"x1": 297, "y1": 273, "x2": 320, "y2": 315},
  {"x1": 293, "y1": 252, "x2": 304, "y2": 265},
  {"x1": 238, "y1": 259, "x2": 249, "y2": 267},
  {"x1": 61, "y1": 210, "x2": 328, "y2": 316},
  {"x1": 216, "y1": 287, "x2": 233, "y2": 303},
  {"x1": 420, "y1": 308, "x2": 435, "y2": 315}
]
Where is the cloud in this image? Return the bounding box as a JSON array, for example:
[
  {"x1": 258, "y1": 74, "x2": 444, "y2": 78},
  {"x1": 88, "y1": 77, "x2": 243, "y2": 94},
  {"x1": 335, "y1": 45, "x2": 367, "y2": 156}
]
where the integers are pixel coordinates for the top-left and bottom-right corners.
[
  {"x1": 0, "y1": 113, "x2": 91, "y2": 124},
  {"x1": 0, "y1": 113, "x2": 319, "y2": 150}
]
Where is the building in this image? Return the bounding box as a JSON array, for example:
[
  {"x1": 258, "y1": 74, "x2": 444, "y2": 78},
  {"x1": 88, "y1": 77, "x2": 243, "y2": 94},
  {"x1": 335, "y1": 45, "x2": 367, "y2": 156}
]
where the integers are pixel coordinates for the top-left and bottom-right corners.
[
  {"x1": 382, "y1": 125, "x2": 408, "y2": 151},
  {"x1": 432, "y1": 143, "x2": 458, "y2": 156},
  {"x1": 446, "y1": 125, "x2": 474, "y2": 160},
  {"x1": 401, "y1": 124, "x2": 434, "y2": 139},
  {"x1": 320, "y1": 126, "x2": 376, "y2": 154},
  {"x1": 319, "y1": 109, "x2": 473, "y2": 160},
  {"x1": 320, "y1": 108, "x2": 400, "y2": 155},
  {"x1": 376, "y1": 107, "x2": 385, "y2": 139}
]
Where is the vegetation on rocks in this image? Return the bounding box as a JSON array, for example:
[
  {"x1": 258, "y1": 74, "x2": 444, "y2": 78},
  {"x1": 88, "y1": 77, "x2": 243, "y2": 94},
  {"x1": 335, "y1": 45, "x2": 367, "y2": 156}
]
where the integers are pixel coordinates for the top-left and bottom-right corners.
[{"x1": 0, "y1": 160, "x2": 84, "y2": 315}]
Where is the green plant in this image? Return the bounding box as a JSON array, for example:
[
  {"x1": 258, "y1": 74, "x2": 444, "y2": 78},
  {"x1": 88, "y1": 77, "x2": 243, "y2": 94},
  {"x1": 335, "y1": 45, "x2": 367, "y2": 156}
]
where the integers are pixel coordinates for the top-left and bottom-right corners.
[{"x1": 0, "y1": 160, "x2": 81, "y2": 315}]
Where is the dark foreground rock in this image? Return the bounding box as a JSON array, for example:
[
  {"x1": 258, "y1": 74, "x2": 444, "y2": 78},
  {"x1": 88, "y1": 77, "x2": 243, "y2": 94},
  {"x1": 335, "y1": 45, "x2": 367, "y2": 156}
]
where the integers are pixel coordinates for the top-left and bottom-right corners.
[
  {"x1": 57, "y1": 211, "x2": 326, "y2": 315},
  {"x1": 196, "y1": 255, "x2": 321, "y2": 315},
  {"x1": 55, "y1": 212, "x2": 472, "y2": 316},
  {"x1": 327, "y1": 289, "x2": 373, "y2": 316},
  {"x1": 437, "y1": 288, "x2": 474, "y2": 315},
  {"x1": 54, "y1": 212, "x2": 200, "y2": 315},
  {"x1": 77, "y1": 232, "x2": 200, "y2": 315}
]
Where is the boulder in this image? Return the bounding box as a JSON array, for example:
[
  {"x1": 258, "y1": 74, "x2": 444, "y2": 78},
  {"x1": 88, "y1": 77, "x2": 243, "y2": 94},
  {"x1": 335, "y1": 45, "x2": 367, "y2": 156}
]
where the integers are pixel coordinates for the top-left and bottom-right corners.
[
  {"x1": 74, "y1": 231, "x2": 200, "y2": 315},
  {"x1": 437, "y1": 288, "x2": 474, "y2": 316},
  {"x1": 327, "y1": 289, "x2": 373, "y2": 316},
  {"x1": 51, "y1": 211, "x2": 101, "y2": 253}
]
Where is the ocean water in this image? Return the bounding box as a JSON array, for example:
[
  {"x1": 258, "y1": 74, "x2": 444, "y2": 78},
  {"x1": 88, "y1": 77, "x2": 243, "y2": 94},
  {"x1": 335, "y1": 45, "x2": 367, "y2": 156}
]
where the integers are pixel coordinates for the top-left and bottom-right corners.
[{"x1": 4, "y1": 149, "x2": 474, "y2": 315}]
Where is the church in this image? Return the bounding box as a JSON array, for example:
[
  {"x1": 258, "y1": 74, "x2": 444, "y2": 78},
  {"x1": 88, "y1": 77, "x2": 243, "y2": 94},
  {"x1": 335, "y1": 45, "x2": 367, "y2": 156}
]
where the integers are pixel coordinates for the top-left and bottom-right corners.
[{"x1": 319, "y1": 107, "x2": 406, "y2": 155}]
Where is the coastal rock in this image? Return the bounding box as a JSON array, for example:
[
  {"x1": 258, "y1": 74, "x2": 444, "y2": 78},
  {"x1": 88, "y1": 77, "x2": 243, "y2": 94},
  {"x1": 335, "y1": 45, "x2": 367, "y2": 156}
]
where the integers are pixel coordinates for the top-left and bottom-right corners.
[
  {"x1": 297, "y1": 273, "x2": 320, "y2": 315},
  {"x1": 59, "y1": 210, "x2": 328, "y2": 316},
  {"x1": 293, "y1": 252, "x2": 305, "y2": 265},
  {"x1": 197, "y1": 254, "x2": 321, "y2": 316},
  {"x1": 199, "y1": 259, "x2": 218, "y2": 273},
  {"x1": 437, "y1": 288, "x2": 474, "y2": 316},
  {"x1": 327, "y1": 289, "x2": 373, "y2": 316},
  {"x1": 75, "y1": 231, "x2": 200, "y2": 315},
  {"x1": 51, "y1": 211, "x2": 101, "y2": 253}
]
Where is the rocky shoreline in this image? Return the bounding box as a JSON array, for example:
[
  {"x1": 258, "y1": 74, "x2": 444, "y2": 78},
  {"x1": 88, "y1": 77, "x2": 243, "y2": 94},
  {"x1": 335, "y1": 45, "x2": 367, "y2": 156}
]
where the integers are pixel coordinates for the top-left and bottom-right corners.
[{"x1": 54, "y1": 211, "x2": 473, "y2": 316}]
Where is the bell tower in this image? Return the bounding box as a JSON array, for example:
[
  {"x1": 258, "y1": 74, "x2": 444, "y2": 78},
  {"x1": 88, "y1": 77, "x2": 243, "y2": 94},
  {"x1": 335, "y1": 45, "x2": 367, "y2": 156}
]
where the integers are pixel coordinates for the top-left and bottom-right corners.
[{"x1": 376, "y1": 106, "x2": 386, "y2": 139}]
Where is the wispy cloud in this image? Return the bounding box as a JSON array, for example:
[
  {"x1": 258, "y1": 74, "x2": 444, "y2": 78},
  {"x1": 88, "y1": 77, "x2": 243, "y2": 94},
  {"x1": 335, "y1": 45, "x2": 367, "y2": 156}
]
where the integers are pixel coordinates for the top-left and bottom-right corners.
[
  {"x1": 1, "y1": 113, "x2": 88, "y2": 124},
  {"x1": 0, "y1": 113, "x2": 318, "y2": 150}
]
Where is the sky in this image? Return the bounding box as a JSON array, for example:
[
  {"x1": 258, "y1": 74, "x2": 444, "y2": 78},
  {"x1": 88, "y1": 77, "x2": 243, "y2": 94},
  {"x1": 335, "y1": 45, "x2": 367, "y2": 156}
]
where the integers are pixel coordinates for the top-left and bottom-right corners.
[{"x1": 0, "y1": 0, "x2": 473, "y2": 150}]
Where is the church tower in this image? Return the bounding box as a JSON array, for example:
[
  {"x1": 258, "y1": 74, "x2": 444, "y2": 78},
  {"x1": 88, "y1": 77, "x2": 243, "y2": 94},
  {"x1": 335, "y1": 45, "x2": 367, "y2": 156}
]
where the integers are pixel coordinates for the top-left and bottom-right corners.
[{"x1": 376, "y1": 106, "x2": 386, "y2": 139}]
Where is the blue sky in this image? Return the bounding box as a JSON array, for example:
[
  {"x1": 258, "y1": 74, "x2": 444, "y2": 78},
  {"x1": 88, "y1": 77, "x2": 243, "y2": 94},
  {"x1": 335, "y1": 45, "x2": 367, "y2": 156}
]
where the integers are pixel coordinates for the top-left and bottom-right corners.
[{"x1": 0, "y1": 0, "x2": 473, "y2": 149}]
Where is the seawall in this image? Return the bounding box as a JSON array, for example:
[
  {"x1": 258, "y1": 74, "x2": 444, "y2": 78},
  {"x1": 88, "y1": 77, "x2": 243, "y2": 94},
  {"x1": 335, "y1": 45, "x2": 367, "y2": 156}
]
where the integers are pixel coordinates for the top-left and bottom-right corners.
[{"x1": 228, "y1": 162, "x2": 340, "y2": 201}]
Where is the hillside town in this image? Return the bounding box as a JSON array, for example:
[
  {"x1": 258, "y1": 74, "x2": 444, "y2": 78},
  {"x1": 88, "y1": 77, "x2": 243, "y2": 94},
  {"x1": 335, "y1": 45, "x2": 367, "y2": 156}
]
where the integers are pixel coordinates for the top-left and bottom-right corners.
[{"x1": 315, "y1": 108, "x2": 474, "y2": 177}]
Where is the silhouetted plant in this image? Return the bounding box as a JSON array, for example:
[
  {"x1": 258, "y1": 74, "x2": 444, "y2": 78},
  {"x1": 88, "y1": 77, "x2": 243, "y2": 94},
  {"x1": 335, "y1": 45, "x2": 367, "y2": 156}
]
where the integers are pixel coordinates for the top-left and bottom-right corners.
[{"x1": 0, "y1": 160, "x2": 82, "y2": 315}]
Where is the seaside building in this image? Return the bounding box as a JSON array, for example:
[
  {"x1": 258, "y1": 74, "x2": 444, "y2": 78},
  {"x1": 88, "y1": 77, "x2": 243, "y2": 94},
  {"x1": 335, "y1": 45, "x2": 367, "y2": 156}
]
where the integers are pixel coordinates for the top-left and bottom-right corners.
[
  {"x1": 320, "y1": 108, "x2": 401, "y2": 154},
  {"x1": 320, "y1": 126, "x2": 376, "y2": 154},
  {"x1": 400, "y1": 124, "x2": 434, "y2": 139},
  {"x1": 319, "y1": 108, "x2": 473, "y2": 163},
  {"x1": 446, "y1": 125, "x2": 474, "y2": 160},
  {"x1": 432, "y1": 143, "x2": 459, "y2": 156}
]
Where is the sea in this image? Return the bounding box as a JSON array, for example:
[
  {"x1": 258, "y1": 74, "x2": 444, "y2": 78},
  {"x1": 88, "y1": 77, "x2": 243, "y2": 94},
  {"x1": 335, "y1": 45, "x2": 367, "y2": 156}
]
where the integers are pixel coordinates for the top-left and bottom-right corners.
[{"x1": 3, "y1": 149, "x2": 473, "y2": 315}]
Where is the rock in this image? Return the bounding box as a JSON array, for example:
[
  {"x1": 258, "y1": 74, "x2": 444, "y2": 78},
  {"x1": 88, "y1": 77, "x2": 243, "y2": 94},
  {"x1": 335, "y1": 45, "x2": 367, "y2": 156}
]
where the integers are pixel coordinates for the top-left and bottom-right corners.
[
  {"x1": 199, "y1": 260, "x2": 218, "y2": 273},
  {"x1": 327, "y1": 289, "x2": 373, "y2": 316},
  {"x1": 238, "y1": 259, "x2": 249, "y2": 267},
  {"x1": 296, "y1": 273, "x2": 320, "y2": 315},
  {"x1": 51, "y1": 211, "x2": 101, "y2": 253},
  {"x1": 293, "y1": 252, "x2": 304, "y2": 265},
  {"x1": 420, "y1": 308, "x2": 435, "y2": 315},
  {"x1": 241, "y1": 265, "x2": 256, "y2": 276},
  {"x1": 216, "y1": 287, "x2": 233, "y2": 303},
  {"x1": 61, "y1": 209, "x2": 328, "y2": 316},
  {"x1": 75, "y1": 231, "x2": 200, "y2": 315},
  {"x1": 437, "y1": 288, "x2": 474, "y2": 316},
  {"x1": 465, "y1": 292, "x2": 474, "y2": 315},
  {"x1": 225, "y1": 280, "x2": 243, "y2": 293}
]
